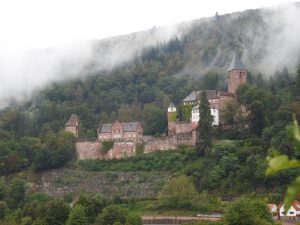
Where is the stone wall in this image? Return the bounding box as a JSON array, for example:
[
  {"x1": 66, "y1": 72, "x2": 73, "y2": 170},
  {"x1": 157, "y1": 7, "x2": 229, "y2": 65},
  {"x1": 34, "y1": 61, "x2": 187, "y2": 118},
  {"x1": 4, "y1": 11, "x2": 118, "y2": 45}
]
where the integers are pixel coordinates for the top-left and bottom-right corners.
[
  {"x1": 177, "y1": 131, "x2": 196, "y2": 146},
  {"x1": 144, "y1": 131, "x2": 196, "y2": 153},
  {"x1": 144, "y1": 136, "x2": 177, "y2": 153},
  {"x1": 76, "y1": 129, "x2": 196, "y2": 160},
  {"x1": 76, "y1": 140, "x2": 101, "y2": 160},
  {"x1": 76, "y1": 139, "x2": 136, "y2": 160},
  {"x1": 175, "y1": 122, "x2": 193, "y2": 134},
  {"x1": 104, "y1": 141, "x2": 136, "y2": 159},
  {"x1": 25, "y1": 169, "x2": 171, "y2": 198}
]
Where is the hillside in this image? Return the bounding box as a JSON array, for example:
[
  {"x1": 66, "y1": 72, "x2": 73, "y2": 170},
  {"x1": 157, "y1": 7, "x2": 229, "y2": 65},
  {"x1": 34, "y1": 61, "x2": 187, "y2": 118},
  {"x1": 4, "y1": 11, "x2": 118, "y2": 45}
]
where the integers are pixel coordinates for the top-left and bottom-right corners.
[
  {"x1": 0, "y1": 2, "x2": 300, "y2": 197},
  {"x1": 1, "y1": 4, "x2": 300, "y2": 225}
]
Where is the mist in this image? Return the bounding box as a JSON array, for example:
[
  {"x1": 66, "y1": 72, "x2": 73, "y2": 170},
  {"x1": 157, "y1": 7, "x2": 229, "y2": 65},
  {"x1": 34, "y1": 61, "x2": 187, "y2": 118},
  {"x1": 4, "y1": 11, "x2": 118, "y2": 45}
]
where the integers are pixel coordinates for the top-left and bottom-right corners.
[
  {"x1": 0, "y1": 25, "x2": 184, "y2": 109},
  {"x1": 256, "y1": 4, "x2": 300, "y2": 75},
  {"x1": 1, "y1": 3, "x2": 300, "y2": 109}
]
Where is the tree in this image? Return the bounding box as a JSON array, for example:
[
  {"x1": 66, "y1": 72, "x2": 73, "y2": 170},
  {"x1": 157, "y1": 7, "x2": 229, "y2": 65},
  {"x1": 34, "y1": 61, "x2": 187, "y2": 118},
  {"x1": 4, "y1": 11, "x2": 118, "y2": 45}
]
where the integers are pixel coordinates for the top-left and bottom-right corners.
[
  {"x1": 248, "y1": 100, "x2": 265, "y2": 136},
  {"x1": 196, "y1": 91, "x2": 213, "y2": 156},
  {"x1": 42, "y1": 199, "x2": 70, "y2": 225},
  {"x1": 0, "y1": 201, "x2": 7, "y2": 220},
  {"x1": 126, "y1": 214, "x2": 143, "y2": 225},
  {"x1": 0, "y1": 178, "x2": 6, "y2": 201},
  {"x1": 22, "y1": 200, "x2": 42, "y2": 221},
  {"x1": 117, "y1": 104, "x2": 142, "y2": 122},
  {"x1": 224, "y1": 198, "x2": 273, "y2": 225},
  {"x1": 33, "y1": 131, "x2": 75, "y2": 171},
  {"x1": 158, "y1": 175, "x2": 198, "y2": 208},
  {"x1": 221, "y1": 101, "x2": 244, "y2": 138},
  {"x1": 142, "y1": 103, "x2": 167, "y2": 135},
  {"x1": 219, "y1": 154, "x2": 239, "y2": 177},
  {"x1": 76, "y1": 194, "x2": 105, "y2": 223},
  {"x1": 7, "y1": 178, "x2": 26, "y2": 209},
  {"x1": 66, "y1": 205, "x2": 88, "y2": 225},
  {"x1": 96, "y1": 205, "x2": 127, "y2": 225}
]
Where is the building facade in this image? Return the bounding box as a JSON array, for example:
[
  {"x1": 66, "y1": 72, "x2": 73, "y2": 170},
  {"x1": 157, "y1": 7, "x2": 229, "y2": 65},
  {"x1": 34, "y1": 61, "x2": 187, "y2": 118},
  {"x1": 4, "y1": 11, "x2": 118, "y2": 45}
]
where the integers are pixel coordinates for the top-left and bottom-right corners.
[
  {"x1": 97, "y1": 121, "x2": 143, "y2": 144},
  {"x1": 179, "y1": 54, "x2": 247, "y2": 128}
]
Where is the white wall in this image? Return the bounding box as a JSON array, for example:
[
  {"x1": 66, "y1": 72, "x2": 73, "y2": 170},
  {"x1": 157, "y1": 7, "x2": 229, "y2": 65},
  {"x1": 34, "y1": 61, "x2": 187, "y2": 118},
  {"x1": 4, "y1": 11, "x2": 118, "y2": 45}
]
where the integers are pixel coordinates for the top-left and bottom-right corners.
[
  {"x1": 280, "y1": 206, "x2": 297, "y2": 217},
  {"x1": 191, "y1": 106, "x2": 219, "y2": 126}
]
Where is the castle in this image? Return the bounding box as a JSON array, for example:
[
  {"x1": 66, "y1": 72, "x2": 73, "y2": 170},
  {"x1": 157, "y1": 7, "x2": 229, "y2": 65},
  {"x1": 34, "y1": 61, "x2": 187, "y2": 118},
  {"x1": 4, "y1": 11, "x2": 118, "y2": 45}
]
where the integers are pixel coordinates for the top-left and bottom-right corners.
[
  {"x1": 167, "y1": 54, "x2": 247, "y2": 137},
  {"x1": 65, "y1": 54, "x2": 247, "y2": 160}
]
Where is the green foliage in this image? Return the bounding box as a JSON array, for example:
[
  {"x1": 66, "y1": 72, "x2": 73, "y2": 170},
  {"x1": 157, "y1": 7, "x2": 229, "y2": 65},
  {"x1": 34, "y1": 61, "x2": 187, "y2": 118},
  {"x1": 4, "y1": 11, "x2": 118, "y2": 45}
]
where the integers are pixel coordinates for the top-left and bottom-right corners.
[
  {"x1": 182, "y1": 104, "x2": 193, "y2": 122},
  {"x1": 0, "y1": 178, "x2": 6, "y2": 201},
  {"x1": 142, "y1": 103, "x2": 167, "y2": 135},
  {"x1": 158, "y1": 175, "x2": 198, "y2": 208},
  {"x1": 191, "y1": 191, "x2": 221, "y2": 213},
  {"x1": 221, "y1": 102, "x2": 245, "y2": 139},
  {"x1": 212, "y1": 141, "x2": 238, "y2": 159},
  {"x1": 101, "y1": 140, "x2": 115, "y2": 154},
  {"x1": 79, "y1": 147, "x2": 196, "y2": 172},
  {"x1": 224, "y1": 198, "x2": 273, "y2": 225},
  {"x1": 21, "y1": 217, "x2": 33, "y2": 225},
  {"x1": 33, "y1": 131, "x2": 75, "y2": 171},
  {"x1": 7, "y1": 178, "x2": 26, "y2": 209},
  {"x1": 96, "y1": 205, "x2": 127, "y2": 225},
  {"x1": 126, "y1": 214, "x2": 143, "y2": 225},
  {"x1": 196, "y1": 91, "x2": 213, "y2": 156},
  {"x1": 0, "y1": 201, "x2": 7, "y2": 220},
  {"x1": 267, "y1": 118, "x2": 300, "y2": 212},
  {"x1": 41, "y1": 199, "x2": 70, "y2": 225},
  {"x1": 66, "y1": 205, "x2": 88, "y2": 225},
  {"x1": 25, "y1": 192, "x2": 52, "y2": 203},
  {"x1": 167, "y1": 111, "x2": 177, "y2": 122},
  {"x1": 22, "y1": 200, "x2": 41, "y2": 221},
  {"x1": 76, "y1": 194, "x2": 106, "y2": 223},
  {"x1": 135, "y1": 144, "x2": 144, "y2": 155}
]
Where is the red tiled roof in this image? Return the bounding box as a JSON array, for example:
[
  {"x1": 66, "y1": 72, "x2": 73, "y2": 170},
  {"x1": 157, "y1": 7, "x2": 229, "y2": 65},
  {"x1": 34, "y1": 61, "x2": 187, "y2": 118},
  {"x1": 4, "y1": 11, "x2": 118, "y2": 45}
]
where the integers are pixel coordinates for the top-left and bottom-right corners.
[
  {"x1": 292, "y1": 200, "x2": 300, "y2": 210},
  {"x1": 278, "y1": 200, "x2": 300, "y2": 211},
  {"x1": 267, "y1": 204, "x2": 276, "y2": 210}
]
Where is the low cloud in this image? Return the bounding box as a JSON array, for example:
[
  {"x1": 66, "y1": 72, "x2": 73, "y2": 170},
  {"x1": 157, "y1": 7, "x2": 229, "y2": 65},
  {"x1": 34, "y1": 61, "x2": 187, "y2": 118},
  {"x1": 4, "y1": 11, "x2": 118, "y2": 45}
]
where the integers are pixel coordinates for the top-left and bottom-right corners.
[{"x1": 0, "y1": 24, "x2": 184, "y2": 108}]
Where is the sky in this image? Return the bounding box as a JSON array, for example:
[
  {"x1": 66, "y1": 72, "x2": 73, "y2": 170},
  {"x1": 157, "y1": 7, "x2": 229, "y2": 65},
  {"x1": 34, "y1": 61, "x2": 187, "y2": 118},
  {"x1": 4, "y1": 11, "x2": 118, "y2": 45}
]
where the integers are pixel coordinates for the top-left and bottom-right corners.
[{"x1": 0, "y1": 0, "x2": 297, "y2": 52}]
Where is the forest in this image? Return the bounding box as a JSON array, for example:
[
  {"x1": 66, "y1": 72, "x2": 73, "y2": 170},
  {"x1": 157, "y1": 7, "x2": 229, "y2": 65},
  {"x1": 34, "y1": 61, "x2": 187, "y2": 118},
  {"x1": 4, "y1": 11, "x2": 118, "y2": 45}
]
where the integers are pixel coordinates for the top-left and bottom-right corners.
[{"x1": 0, "y1": 6, "x2": 300, "y2": 225}]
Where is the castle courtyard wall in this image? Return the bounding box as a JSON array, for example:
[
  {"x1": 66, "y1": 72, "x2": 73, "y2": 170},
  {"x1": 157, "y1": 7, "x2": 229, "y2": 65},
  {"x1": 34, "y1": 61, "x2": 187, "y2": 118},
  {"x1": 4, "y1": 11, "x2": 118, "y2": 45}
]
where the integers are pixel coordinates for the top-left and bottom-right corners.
[
  {"x1": 76, "y1": 140, "x2": 101, "y2": 160},
  {"x1": 76, "y1": 140, "x2": 136, "y2": 160}
]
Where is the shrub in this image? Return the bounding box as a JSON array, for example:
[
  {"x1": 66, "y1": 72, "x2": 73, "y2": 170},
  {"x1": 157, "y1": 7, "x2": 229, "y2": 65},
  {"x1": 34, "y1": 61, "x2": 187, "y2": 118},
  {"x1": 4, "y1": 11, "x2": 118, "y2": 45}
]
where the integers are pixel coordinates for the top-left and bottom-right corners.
[
  {"x1": 66, "y1": 205, "x2": 88, "y2": 225},
  {"x1": 96, "y1": 205, "x2": 127, "y2": 225},
  {"x1": 158, "y1": 175, "x2": 198, "y2": 209},
  {"x1": 224, "y1": 198, "x2": 273, "y2": 225},
  {"x1": 101, "y1": 141, "x2": 114, "y2": 154},
  {"x1": 135, "y1": 144, "x2": 144, "y2": 155}
]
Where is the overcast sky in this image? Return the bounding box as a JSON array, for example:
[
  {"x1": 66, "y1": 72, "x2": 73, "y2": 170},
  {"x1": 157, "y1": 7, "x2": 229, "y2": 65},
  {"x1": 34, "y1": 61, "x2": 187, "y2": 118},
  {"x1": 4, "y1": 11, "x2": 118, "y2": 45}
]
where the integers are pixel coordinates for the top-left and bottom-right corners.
[{"x1": 0, "y1": 0, "x2": 297, "y2": 52}]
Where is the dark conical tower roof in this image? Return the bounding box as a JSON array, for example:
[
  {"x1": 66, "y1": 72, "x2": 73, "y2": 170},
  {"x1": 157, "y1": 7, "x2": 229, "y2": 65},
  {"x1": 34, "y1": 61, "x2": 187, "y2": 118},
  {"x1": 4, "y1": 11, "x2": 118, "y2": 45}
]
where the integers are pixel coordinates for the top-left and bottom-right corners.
[{"x1": 227, "y1": 54, "x2": 246, "y2": 72}]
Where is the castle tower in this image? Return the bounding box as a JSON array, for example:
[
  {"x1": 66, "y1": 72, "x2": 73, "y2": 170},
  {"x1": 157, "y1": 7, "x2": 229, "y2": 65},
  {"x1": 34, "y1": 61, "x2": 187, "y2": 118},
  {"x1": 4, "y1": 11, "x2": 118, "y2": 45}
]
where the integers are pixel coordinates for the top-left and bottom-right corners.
[
  {"x1": 167, "y1": 102, "x2": 177, "y2": 136},
  {"x1": 65, "y1": 114, "x2": 79, "y2": 138},
  {"x1": 227, "y1": 54, "x2": 247, "y2": 95}
]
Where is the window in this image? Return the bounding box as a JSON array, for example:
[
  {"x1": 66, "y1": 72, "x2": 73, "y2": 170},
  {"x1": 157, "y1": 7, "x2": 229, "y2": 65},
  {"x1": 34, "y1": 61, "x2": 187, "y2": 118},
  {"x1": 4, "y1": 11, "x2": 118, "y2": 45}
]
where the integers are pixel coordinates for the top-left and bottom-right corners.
[{"x1": 290, "y1": 211, "x2": 295, "y2": 214}]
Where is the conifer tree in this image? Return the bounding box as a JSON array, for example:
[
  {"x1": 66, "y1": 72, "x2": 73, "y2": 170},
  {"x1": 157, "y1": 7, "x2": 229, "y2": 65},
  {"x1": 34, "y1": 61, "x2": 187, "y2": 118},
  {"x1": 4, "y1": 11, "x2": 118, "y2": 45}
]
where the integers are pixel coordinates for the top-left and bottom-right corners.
[{"x1": 196, "y1": 91, "x2": 213, "y2": 156}]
